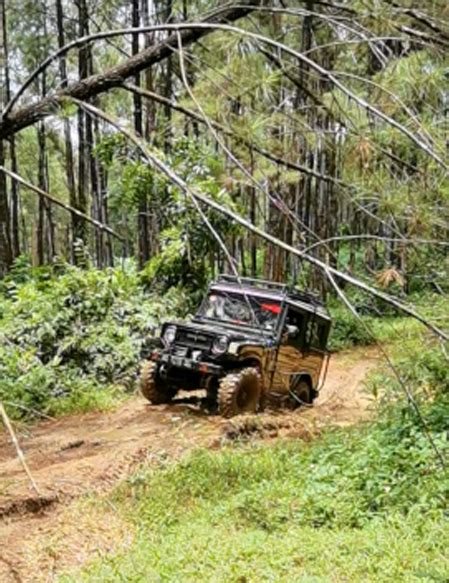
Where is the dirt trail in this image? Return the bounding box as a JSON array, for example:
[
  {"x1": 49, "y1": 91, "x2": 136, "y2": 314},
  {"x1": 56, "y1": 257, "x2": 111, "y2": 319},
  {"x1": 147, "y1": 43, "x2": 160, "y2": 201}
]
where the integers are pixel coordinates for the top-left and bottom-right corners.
[{"x1": 0, "y1": 346, "x2": 380, "y2": 581}]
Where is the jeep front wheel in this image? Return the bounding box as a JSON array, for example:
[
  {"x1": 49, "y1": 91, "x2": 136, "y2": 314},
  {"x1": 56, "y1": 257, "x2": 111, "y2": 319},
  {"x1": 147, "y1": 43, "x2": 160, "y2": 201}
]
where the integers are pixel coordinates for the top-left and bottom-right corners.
[
  {"x1": 218, "y1": 368, "x2": 262, "y2": 418},
  {"x1": 140, "y1": 361, "x2": 172, "y2": 404}
]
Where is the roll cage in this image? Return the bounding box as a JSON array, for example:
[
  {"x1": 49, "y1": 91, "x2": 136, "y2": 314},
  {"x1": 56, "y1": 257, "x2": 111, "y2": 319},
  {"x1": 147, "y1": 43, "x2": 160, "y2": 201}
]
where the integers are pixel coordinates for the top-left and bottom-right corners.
[{"x1": 195, "y1": 274, "x2": 331, "y2": 348}]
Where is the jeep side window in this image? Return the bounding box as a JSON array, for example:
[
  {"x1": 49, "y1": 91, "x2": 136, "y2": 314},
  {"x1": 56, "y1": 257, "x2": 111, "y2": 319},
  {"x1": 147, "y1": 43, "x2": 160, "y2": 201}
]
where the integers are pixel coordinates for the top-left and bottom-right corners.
[{"x1": 308, "y1": 319, "x2": 329, "y2": 350}]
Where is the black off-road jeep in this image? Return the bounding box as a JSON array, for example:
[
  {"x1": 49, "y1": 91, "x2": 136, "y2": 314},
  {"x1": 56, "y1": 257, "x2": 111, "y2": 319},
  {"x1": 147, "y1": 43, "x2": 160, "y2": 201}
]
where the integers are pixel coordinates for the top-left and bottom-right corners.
[{"x1": 141, "y1": 275, "x2": 331, "y2": 417}]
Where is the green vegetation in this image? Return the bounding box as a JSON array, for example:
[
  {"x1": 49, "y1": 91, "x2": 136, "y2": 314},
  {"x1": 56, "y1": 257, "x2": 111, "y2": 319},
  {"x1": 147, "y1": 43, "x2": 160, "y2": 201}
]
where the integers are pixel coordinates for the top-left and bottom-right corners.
[
  {"x1": 328, "y1": 291, "x2": 449, "y2": 351},
  {"x1": 0, "y1": 260, "x2": 185, "y2": 419},
  {"x1": 62, "y1": 377, "x2": 449, "y2": 581},
  {"x1": 1, "y1": 1, "x2": 448, "y2": 580}
]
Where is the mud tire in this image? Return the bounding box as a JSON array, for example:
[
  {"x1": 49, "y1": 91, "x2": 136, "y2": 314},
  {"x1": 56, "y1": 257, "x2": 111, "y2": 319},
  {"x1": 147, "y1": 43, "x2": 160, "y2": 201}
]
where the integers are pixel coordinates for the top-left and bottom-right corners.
[
  {"x1": 140, "y1": 361, "x2": 172, "y2": 405},
  {"x1": 290, "y1": 378, "x2": 313, "y2": 409},
  {"x1": 218, "y1": 368, "x2": 262, "y2": 418}
]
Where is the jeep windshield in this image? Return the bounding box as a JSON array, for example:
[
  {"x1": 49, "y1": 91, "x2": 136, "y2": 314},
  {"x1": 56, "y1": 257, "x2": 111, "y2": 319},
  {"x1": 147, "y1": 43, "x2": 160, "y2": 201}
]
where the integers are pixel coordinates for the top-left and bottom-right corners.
[{"x1": 197, "y1": 291, "x2": 282, "y2": 330}]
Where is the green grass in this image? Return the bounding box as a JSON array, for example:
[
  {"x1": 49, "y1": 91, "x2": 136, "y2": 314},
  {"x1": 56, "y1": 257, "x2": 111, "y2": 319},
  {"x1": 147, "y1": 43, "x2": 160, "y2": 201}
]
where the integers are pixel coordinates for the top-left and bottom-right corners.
[
  {"x1": 62, "y1": 513, "x2": 448, "y2": 582},
  {"x1": 60, "y1": 401, "x2": 449, "y2": 582}
]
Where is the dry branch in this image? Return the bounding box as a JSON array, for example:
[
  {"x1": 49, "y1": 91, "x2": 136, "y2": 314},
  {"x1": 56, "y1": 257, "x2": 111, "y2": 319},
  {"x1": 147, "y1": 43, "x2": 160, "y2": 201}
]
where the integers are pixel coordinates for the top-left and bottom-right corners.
[
  {"x1": 123, "y1": 83, "x2": 344, "y2": 187},
  {"x1": 0, "y1": 166, "x2": 124, "y2": 242},
  {"x1": 0, "y1": 402, "x2": 41, "y2": 495},
  {"x1": 0, "y1": 3, "x2": 260, "y2": 136},
  {"x1": 122, "y1": 84, "x2": 406, "y2": 238},
  {"x1": 303, "y1": 235, "x2": 449, "y2": 254}
]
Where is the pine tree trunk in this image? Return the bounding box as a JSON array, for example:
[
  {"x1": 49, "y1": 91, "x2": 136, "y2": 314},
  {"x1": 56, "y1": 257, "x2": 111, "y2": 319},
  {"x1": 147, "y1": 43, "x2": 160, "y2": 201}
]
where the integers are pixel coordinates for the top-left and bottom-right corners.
[
  {"x1": 56, "y1": 0, "x2": 77, "y2": 261},
  {"x1": 1, "y1": 0, "x2": 19, "y2": 259},
  {"x1": 0, "y1": 0, "x2": 12, "y2": 275},
  {"x1": 75, "y1": 0, "x2": 90, "y2": 260},
  {"x1": 133, "y1": 0, "x2": 150, "y2": 268},
  {"x1": 163, "y1": 0, "x2": 173, "y2": 152}
]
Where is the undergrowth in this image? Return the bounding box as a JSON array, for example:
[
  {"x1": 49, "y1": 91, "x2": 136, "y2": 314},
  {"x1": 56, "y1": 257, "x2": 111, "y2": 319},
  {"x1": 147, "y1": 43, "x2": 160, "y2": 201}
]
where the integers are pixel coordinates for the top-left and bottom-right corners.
[
  {"x1": 0, "y1": 260, "x2": 185, "y2": 419},
  {"x1": 61, "y1": 402, "x2": 449, "y2": 582},
  {"x1": 1, "y1": 259, "x2": 446, "y2": 421}
]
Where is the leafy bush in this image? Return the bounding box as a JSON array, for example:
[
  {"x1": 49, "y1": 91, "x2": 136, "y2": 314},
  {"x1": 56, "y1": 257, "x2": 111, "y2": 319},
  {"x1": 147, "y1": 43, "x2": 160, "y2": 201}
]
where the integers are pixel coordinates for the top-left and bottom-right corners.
[
  {"x1": 328, "y1": 303, "x2": 373, "y2": 350},
  {"x1": 0, "y1": 261, "x2": 184, "y2": 419}
]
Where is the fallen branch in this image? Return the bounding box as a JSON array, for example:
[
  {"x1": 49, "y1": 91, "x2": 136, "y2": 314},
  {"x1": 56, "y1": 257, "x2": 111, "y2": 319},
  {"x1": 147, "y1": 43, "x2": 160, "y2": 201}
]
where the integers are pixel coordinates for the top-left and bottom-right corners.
[
  {"x1": 303, "y1": 235, "x2": 449, "y2": 254},
  {"x1": 123, "y1": 83, "x2": 344, "y2": 187},
  {"x1": 2, "y1": 20, "x2": 447, "y2": 170},
  {"x1": 1, "y1": 3, "x2": 261, "y2": 133},
  {"x1": 0, "y1": 402, "x2": 41, "y2": 495},
  {"x1": 0, "y1": 166, "x2": 124, "y2": 242}
]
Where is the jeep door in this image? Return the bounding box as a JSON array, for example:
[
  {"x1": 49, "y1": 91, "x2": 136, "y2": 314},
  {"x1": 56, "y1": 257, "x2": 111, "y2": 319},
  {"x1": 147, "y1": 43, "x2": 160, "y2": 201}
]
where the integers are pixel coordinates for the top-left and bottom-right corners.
[
  {"x1": 272, "y1": 307, "x2": 331, "y2": 394},
  {"x1": 271, "y1": 306, "x2": 306, "y2": 393}
]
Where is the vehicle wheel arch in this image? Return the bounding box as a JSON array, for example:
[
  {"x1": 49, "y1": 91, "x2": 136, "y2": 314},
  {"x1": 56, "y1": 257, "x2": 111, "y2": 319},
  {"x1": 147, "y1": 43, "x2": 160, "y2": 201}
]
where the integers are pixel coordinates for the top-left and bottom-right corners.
[
  {"x1": 237, "y1": 356, "x2": 263, "y2": 371},
  {"x1": 293, "y1": 372, "x2": 313, "y2": 389},
  {"x1": 290, "y1": 373, "x2": 315, "y2": 408}
]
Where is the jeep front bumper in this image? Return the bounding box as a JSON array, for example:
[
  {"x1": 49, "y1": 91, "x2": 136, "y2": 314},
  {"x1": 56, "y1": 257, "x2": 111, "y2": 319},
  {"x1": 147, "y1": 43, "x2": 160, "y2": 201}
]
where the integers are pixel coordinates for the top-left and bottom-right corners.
[{"x1": 150, "y1": 350, "x2": 223, "y2": 375}]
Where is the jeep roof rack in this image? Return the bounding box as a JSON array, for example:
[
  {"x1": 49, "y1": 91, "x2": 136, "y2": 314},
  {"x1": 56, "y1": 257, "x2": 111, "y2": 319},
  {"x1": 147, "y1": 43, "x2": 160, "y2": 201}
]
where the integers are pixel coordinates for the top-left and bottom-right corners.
[
  {"x1": 215, "y1": 274, "x2": 289, "y2": 292},
  {"x1": 213, "y1": 274, "x2": 325, "y2": 308}
]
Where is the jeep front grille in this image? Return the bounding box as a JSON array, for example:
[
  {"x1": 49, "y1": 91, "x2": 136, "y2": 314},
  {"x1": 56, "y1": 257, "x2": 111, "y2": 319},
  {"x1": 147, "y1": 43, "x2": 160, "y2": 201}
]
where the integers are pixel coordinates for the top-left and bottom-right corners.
[
  {"x1": 176, "y1": 330, "x2": 212, "y2": 351},
  {"x1": 172, "y1": 346, "x2": 188, "y2": 357}
]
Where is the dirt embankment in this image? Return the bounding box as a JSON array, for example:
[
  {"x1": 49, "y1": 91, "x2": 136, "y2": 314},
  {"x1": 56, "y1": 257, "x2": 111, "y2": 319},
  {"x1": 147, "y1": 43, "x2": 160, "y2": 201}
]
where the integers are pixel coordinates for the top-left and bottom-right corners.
[{"x1": 0, "y1": 346, "x2": 379, "y2": 582}]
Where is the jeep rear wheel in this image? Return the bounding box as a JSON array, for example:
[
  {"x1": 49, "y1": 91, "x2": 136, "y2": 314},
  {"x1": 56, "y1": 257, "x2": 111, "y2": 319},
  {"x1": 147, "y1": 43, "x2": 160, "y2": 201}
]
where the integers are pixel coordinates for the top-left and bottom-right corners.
[
  {"x1": 140, "y1": 361, "x2": 173, "y2": 405},
  {"x1": 290, "y1": 378, "x2": 313, "y2": 409},
  {"x1": 218, "y1": 368, "x2": 262, "y2": 418}
]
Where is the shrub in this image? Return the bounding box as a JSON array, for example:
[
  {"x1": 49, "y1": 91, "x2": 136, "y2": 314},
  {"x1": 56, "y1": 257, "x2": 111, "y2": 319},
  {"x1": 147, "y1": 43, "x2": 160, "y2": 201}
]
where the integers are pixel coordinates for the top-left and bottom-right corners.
[{"x1": 0, "y1": 262, "x2": 184, "y2": 419}]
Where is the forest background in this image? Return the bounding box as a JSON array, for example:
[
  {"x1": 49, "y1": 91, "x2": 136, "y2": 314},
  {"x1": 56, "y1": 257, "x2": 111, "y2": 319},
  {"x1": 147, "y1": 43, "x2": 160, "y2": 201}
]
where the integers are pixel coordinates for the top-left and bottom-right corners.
[{"x1": 0, "y1": 1, "x2": 448, "y2": 579}]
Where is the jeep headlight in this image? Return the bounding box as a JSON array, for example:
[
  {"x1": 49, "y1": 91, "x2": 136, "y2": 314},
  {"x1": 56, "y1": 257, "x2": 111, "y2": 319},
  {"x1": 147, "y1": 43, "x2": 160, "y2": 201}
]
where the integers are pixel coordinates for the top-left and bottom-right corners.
[
  {"x1": 212, "y1": 335, "x2": 229, "y2": 355},
  {"x1": 163, "y1": 325, "x2": 177, "y2": 346}
]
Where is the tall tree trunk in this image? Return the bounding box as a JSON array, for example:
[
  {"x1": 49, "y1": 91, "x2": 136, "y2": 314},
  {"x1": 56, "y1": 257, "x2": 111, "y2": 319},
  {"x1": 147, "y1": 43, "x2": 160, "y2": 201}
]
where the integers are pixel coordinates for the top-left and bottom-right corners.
[
  {"x1": 0, "y1": 140, "x2": 11, "y2": 276},
  {"x1": 1, "y1": 0, "x2": 19, "y2": 259},
  {"x1": 36, "y1": 123, "x2": 46, "y2": 266},
  {"x1": 0, "y1": 0, "x2": 12, "y2": 275},
  {"x1": 134, "y1": 0, "x2": 150, "y2": 268},
  {"x1": 56, "y1": 0, "x2": 77, "y2": 261},
  {"x1": 36, "y1": 5, "x2": 55, "y2": 266},
  {"x1": 163, "y1": 0, "x2": 173, "y2": 152},
  {"x1": 142, "y1": 0, "x2": 159, "y2": 258},
  {"x1": 75, "y1": 0, "x2": 90, "y2": 260}
]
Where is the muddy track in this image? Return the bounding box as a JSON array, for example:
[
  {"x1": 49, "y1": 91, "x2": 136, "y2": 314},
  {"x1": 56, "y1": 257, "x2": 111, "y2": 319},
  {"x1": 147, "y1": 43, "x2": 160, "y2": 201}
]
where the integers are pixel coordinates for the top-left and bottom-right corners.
[{"x1": 0, "y1": 347, "x2": 379, "y2": 582}]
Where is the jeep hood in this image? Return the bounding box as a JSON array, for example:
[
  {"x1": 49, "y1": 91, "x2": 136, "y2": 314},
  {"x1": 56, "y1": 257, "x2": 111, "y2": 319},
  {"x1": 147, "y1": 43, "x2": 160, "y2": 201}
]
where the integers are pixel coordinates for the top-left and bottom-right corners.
[{"x1": 165, "y1": 318, "x2": 276, "y2": 344}]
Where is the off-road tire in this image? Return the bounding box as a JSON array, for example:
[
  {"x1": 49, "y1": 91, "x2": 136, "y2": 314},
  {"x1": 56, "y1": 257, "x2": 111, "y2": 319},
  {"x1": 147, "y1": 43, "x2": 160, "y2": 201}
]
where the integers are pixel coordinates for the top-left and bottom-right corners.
[
  {"x1": 218, "y1": 367, "x2": 262, "y2": 418},
  {"x1": 140, "y1": 361, "x2": 172, "y2": 405},
  {"x1": 289, "y1": 378, "x2": 313, "y2": 409}
]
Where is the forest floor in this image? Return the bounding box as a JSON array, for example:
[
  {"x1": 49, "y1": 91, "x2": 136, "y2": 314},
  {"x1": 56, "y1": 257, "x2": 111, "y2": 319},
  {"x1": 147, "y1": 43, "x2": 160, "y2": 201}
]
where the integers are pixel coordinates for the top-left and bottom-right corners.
[{"x1": 0, "y1": 346, "x2": 380, "y2": 582}]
